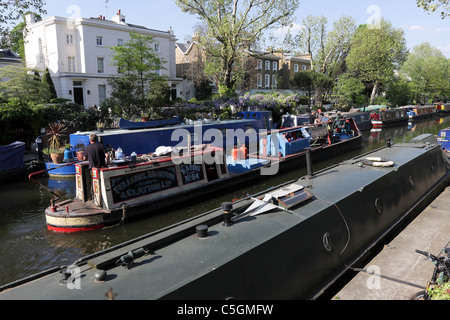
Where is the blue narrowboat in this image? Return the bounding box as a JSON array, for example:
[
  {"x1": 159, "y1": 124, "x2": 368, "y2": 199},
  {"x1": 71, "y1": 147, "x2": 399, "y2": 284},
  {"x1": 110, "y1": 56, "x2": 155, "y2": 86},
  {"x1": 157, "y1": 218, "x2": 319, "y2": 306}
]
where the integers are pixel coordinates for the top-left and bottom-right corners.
[
  {"x1": 70, "y1": 111, "x2": 273, "y2": 157},
  {"x1": 438, "y1": 127, "x2": 450, "y2": 156}
]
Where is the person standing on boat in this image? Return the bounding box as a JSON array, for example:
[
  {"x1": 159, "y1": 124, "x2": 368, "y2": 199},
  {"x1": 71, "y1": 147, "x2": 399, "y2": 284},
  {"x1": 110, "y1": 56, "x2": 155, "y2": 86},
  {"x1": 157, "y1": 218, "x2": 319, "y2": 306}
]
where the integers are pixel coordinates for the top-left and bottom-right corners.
[
  {"x1": 84, "y1": 133, "x2": 109, "y2": 201},
  {"x1": 84, "y1": 133, "x2": 110, "y2": 169},
  {"x1": 309, "y1": 110, "x2": 317, "y2": 125}
]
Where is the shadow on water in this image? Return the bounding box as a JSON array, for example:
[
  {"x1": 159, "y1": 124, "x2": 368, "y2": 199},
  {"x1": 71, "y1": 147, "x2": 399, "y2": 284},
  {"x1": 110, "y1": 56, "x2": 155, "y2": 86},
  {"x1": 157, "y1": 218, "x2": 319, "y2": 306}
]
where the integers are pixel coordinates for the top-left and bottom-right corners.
[{"x1": 1, "y1": 116, "x2": 450, "y2": 288}]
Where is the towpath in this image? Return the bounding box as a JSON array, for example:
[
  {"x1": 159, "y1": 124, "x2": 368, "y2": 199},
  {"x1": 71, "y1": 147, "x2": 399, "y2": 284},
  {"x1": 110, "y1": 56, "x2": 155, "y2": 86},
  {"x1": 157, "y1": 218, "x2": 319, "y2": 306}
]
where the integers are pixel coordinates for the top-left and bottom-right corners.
[{"x1": 334, "y1": 186, "x2": 450, "y2": 300}]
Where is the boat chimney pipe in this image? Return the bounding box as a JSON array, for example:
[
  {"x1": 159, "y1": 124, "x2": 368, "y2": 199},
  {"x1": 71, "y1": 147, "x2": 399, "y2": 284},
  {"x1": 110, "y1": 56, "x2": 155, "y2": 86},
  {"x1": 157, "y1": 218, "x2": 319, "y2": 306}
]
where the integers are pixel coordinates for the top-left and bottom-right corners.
[
  {"x1": 222, "y1": 202, "x2": 233, "y2": 227},
  {"x1": 305, "y1": 147, "x2": 314, "y2": 179}
]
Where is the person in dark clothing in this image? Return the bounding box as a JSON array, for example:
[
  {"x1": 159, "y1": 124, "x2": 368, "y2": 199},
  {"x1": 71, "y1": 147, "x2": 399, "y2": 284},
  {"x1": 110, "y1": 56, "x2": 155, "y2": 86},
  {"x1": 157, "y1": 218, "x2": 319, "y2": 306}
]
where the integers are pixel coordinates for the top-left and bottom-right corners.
[
  {"x1": 84, "y1": 133, "x2": 109, "y2": 169},
  {"x1": 309, "y1": 110, "x2": 317, "y2": 125},
  {"x1": 83, "y1": 134, "x2": 109, "y2": 201}
]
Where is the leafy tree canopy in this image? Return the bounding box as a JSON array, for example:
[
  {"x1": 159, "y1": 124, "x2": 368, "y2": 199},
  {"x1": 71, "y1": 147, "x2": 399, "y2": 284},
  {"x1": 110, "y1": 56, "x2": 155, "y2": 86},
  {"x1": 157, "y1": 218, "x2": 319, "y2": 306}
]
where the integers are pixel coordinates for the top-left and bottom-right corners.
[
  {"x1": 175, "y1": 0, "x2": 300, "y2": 91},
  {"x1": 0, "y1": 65, "x2": 51, "y2": 103},
  {"x1": 108, "y1": 32, "x2": 168, "y2": 118},
  {"x1": 346, "y1": 19, "x2": 408, "y2": 104},
  {"x1": 400, "y1": 42, "x2": 450, "y2": 103},
  {"x1": 0, "y1": 0, "x2": 46, "y2": 46},
  {"x1": 417, "y1": 0, "x2": 450, "y2": 18}
]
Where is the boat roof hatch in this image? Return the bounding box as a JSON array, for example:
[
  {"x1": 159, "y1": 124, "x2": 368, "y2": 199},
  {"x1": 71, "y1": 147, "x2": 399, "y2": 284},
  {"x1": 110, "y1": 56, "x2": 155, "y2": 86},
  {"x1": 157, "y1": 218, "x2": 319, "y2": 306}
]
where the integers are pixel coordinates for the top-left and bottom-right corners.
[{"x1": 235, "y1": 183, "x2": 314, "y2": 219}]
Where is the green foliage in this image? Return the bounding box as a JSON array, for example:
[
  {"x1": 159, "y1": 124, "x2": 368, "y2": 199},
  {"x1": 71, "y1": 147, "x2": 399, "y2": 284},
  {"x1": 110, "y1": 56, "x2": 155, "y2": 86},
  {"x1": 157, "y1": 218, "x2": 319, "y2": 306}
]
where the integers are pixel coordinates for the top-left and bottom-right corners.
[
  {"x1": 0, "y1": 65, "x2": 51, "y2": 103},
  {"x1": 385, "y1": 77, "x2": 413, "y2": 107},
  {"x1": 147, "y1": 79, "x2": 171, "y2": 116},
  {"x1": 417, "y1": 0, "x2": 450, "y2": 18},
  {"x1": 43, "y1": 102, "x2": 101, "y2": 131},
  {"x1": 194, "y1": 78, "x2": 213, "y2": 101},
  {"x1": 108, "y1": 32, "x2": 167, "y2": 118},
  {"x1": 428, "y1": 282, "x2": 450, "y2": 300},
  {"x1": 346, "y1": 19, "x2": 408, "y2": 104},
  {"x1": 286, "y1": 15, "x2": 356, "y2": 106},
  {"x1": 8, "y1": 20, "x2": 25, "y2": 58},
  {"x1": 291, "y1": 70, "x2": 334, "y2": 108},
  {"x1": 175, "y1": 0, "x2": 300, "y2": 90},
  {"x1": 42, "y1": 68, "x2": 57, "y2": 101},
  {"x1": 47, "y1": 122, "x2": 68, "y2": 150},
  {"x1": 3, "y1": 12, "x2": 42, "y2": 57},
  {"x1": 0, "y1": 98, "x2": 45, "y2": 144},
  {"x1": 400, "y1": 42, "x2": 450, "y2": 103},
  {"x1": 218, "y1": 83, "x2": 237, "y2": 98},
  {"x1": 332, "y1": 74, "x2": 367, "y2": 110},
  {"x1": 0, "y1": 0, "x2": 46, "y2": 46}
]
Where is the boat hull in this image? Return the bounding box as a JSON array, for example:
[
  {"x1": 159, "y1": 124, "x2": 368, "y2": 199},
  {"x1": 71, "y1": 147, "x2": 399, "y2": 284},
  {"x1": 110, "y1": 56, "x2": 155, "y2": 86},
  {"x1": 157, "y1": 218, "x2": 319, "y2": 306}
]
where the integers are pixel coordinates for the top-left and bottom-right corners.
[
  {"x1": 44, "y1": 130, "x2": 362, "y2": 232},
  {"x1": 44, "y1": 168, "x2": 264, "y2": 232},
  {"x1": 1, "y1": 134, "x2": 449, "y2": 300},
  {"x1": 371, "y1": 108, "x2": 409, "y2": 128},
  {"x1": 45, "y1": 162, "x2": 76, "y2": 178}
]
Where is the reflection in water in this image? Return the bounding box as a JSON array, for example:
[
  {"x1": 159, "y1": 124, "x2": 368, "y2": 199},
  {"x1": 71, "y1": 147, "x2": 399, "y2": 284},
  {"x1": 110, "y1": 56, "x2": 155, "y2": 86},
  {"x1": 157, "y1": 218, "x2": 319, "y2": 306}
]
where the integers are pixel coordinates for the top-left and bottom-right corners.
[{"x1": 1, "y1": 116, "x2": 450, "y2": 287}]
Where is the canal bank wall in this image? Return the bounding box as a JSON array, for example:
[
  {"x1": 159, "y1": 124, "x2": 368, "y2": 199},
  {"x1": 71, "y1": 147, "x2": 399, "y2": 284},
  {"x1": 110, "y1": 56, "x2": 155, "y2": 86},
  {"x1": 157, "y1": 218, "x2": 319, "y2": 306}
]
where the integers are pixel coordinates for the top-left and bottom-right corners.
[{"x1": 334, "y1": 186, "x2": 450, "y2": 300}]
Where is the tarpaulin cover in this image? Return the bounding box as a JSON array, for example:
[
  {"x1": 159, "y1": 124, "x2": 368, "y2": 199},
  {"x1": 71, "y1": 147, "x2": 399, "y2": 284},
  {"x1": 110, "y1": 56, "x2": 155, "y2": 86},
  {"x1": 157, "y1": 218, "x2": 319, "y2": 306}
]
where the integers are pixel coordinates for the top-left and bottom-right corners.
[{"x1": 0, "y1": 141, "x2": 25, "y2": 171}]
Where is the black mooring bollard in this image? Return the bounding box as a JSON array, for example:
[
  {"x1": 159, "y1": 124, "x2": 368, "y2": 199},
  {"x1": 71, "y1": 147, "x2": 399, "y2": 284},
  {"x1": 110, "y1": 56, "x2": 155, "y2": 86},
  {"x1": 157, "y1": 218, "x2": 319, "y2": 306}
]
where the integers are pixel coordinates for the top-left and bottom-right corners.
[{"x1": 305, "y1": 147, "x2": 314, "y2": 179}]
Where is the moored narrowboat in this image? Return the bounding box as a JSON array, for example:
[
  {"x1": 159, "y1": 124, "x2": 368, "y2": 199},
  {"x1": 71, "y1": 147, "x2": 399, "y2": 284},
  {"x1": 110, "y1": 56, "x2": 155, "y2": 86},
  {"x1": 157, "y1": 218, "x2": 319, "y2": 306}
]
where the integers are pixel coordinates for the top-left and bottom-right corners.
[
  {"x1": 44, "y1": 145, "x2": 268, "y2": 232},
  {"x1": 258, "y1": 116, "x2": 363, "y2": 170},
  {"x1": 38, "y1": 116, "x2": 362, "y2": 233},
  {"x1": 370, "y1": 108, "x2": 409, "y2": 128},
  {"x1": 70, "y1": 111, "x2": 273, "y2": 157},
  {"x1": 435, "y1": 102, "x2": 450, "y2": 114},
  {"x1": 438, "y1": 127, "x2": 450, "y2": 156},
  {"x1": 2, "y1": 134, "x2": 449, "y2": 300},
  {"x1": 400, "y1": 105, "x2": 437, "y2": 120}
]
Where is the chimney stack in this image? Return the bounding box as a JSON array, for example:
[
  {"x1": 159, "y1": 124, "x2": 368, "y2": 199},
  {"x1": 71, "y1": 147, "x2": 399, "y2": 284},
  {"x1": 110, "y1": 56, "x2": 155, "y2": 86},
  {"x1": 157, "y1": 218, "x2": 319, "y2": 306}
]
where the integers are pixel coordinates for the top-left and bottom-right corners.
[{"x1": 112, "y1": 9, "x2": 126, "y2": 24}]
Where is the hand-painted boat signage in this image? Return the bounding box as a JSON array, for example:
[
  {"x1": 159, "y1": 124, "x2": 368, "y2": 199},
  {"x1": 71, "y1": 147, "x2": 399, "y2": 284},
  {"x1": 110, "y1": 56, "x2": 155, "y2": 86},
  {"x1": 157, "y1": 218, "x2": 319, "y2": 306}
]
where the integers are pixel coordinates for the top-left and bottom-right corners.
[
  {"x1": 180, "y1": 164, "x2": 204, "y2": 185},
  {"x1": 110, "y1": 166, "x2": 178, "y2": 203}
]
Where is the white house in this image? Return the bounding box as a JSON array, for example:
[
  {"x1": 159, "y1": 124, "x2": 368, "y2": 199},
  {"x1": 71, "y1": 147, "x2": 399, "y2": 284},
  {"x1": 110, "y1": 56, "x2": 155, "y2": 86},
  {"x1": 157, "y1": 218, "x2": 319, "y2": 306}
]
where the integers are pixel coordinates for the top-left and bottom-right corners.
[{"x1": 24, "y1": 10, "x2": 181, "y2": 107}]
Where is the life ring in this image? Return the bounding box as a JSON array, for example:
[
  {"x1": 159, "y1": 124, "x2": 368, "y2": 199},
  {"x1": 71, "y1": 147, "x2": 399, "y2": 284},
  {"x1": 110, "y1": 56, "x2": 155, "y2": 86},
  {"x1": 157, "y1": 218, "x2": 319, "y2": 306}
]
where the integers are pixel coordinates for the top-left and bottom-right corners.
[{"x1": 361, "y1": 157, "x2": 395, "y2": 167}]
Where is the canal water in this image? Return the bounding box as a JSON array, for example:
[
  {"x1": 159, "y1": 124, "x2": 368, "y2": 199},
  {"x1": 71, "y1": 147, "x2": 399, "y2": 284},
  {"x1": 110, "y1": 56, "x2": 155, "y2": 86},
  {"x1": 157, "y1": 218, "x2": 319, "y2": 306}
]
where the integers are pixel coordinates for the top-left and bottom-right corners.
[{"x1": 1, "y1": 116, "x2": 449, "y2": 288}]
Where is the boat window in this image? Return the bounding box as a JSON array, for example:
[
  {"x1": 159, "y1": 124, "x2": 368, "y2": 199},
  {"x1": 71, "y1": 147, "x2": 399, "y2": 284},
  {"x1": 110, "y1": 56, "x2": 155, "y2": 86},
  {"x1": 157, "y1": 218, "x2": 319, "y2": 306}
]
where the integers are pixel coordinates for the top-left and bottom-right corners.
[{"x1": 205, "y1": 163, "x2": 219, "y2": 182}]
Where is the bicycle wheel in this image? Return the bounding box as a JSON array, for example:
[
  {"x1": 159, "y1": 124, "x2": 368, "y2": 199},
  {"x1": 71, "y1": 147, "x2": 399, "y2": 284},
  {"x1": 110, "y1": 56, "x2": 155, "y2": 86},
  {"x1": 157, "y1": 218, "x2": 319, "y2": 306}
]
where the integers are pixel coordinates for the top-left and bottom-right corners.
[{"x1": 412, "y1": 291, "x2": 427, "y2": 300}]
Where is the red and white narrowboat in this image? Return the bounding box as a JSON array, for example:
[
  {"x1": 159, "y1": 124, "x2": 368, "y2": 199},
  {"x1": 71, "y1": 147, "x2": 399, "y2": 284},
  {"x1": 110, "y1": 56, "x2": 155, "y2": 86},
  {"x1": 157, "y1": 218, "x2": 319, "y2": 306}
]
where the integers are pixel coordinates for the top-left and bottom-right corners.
[
  {"x1": 370, "y1": 108, "x2": 409, "y2": 128},
  {"x1": 44, "y1": 145, "x2": 268, "y2": 232}
]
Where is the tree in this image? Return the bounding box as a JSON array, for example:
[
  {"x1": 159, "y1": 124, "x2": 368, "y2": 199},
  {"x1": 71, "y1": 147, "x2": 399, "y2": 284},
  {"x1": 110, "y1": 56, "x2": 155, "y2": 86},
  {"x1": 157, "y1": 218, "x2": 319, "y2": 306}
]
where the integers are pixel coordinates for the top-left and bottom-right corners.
[
  {"x1": 0, "y1": 0, "x2": 46, "y2": 47},
  {"x1": 332, "y1": 73, "x2": 367, "y2": 110},
  {"x1": 0, "y1": 65, "x2": 51, "y2": 102},
  {"x1": 290, "y1": 70, "x2": 333, "y2": 109},
  {"x1": 4, "y1": 12, "x2": 42, "y2": 57},
  {"x1": 385, "y1": 77, "x2": 413, "y2": 107},
  {"x1": 175, "y1": 0, "x2": 300, "y2": 92},
  {"x1": 293, "y1": 15, "x2": 328, "y2": 72},
  {"x1": 108, "y1": 32, "x2": 167, "y2": 118},
  {"x1": 42, "y1": 68, "x2": 57, "y2": 101},
  {"x1": 400, "y1": 42, "x2": 449, "y2": 103},
  {"x1": 289, "y1": 15, "x2": 356, "y2": 106},
  {"x1": 294, "y1": 15, "x2": 356, "y2": 75},
  {"x1": 346, "y1": 20, "x2": 408, "y2": 105},
  {"x1": 290, "y1": 71, "x2": 315, "y2": 107},
  {"x1": 417, "y1": 0, "x2": 450, "y2": 18}
]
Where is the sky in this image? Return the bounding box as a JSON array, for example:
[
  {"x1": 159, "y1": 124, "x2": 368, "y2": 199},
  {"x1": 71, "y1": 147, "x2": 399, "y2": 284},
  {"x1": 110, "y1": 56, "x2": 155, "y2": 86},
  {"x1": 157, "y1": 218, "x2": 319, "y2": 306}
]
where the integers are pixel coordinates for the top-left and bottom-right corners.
[{"x1": 42, "y1": 0, "x2": 450, "y2": 58}]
